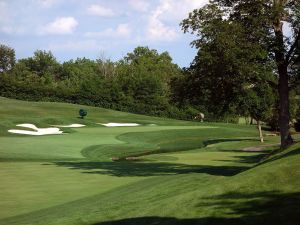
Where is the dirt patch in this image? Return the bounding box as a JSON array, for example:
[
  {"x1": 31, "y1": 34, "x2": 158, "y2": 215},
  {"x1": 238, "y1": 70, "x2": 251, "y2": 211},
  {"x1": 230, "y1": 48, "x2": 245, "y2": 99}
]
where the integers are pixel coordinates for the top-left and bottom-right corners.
[{"x1": 243, "y1": 146, "x2": 265, "y2": 152}]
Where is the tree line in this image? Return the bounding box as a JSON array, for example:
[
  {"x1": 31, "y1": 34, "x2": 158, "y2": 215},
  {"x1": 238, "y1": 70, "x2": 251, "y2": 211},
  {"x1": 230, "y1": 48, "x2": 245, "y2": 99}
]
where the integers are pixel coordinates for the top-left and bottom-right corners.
[{"x1": 0, "y1": 45, "x2": 203, "y2": 120}]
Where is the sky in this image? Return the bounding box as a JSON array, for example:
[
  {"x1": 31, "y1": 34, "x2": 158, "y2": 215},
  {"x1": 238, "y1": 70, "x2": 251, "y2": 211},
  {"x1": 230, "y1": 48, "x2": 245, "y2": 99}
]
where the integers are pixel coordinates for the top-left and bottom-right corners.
[{"x1": 0, "y1": 0, "x2": 209, "y2": 68}]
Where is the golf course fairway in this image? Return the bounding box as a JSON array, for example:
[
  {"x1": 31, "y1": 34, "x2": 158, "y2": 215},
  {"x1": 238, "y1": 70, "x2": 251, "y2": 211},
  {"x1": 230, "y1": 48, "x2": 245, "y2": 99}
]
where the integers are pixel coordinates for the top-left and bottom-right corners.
[{"x1": 0, "y1": 97, "x2": 299, "y2": 225}]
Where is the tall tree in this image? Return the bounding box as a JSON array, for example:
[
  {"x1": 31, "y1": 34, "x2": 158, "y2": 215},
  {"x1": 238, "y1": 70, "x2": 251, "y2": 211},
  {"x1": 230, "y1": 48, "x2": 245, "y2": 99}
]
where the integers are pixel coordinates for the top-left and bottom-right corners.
[
  {"x1": 182, "y1": 0, "x2": 300, "y2": 148},
  {"x1": 115, "y1": 46, "x2": 182, "y2": 115}
]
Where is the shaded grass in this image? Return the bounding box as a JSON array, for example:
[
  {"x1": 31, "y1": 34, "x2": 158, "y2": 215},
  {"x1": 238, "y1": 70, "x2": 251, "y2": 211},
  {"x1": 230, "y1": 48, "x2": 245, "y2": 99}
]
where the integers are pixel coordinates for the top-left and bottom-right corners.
[
  {"x1": 91, "y1": 191, "x2": 300, "y2": 225},
  {"x1": 54, "y1": 161, "x2": 248, "y2": 177}
]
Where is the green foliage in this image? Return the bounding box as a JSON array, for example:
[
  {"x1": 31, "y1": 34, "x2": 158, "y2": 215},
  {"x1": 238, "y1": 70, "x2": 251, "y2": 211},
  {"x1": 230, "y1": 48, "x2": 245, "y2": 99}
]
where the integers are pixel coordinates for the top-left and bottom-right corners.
[
  {"x1": 203, "y1": 0, "x2": 300, "y2": 147},
  {"x1": 267, "y1": 110, "x2": 280, "y2": 131},
  {"x1": 238, "y1": 83, "x2": 275, "y2": 122},
  {"x1": 0, "y1": 46, "x2": 189, "y2": 120},
  {"x1": 179, "y1": 0, "x2": 300, "y2": 130},
  {"x1": 180, "y1": 11, "x2": 274, "y2": 118},
  {"x1": 19, "y1": 50, "x2": 61, "y2": 78},
  {"x1": 113, "y1": 46, "x2": 183, "y2": 116},
  {"x1": 0, "y1": 44, "x2": 15, "y2": 73}
]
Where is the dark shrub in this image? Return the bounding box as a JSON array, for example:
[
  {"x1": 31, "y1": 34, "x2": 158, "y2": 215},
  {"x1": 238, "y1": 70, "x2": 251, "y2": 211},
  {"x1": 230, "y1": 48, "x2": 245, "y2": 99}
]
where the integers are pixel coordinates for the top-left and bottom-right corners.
[{"x1": 79, "y1": 109, "x2": 87, "y2": 119}]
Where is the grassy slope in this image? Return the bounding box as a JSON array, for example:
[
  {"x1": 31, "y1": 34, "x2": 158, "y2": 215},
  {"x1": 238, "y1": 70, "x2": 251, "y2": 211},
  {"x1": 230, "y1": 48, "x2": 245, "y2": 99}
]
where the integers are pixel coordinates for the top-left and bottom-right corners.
[{"x1": 0, "y1": 97, "x2": 299, "y2": 225}]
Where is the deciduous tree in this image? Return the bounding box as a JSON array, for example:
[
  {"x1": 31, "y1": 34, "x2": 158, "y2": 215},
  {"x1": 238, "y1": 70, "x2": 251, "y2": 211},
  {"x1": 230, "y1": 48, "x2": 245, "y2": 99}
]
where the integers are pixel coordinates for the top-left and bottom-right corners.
[{"x1": 181, "y1": 0, "x2": 300, "y2": 148}]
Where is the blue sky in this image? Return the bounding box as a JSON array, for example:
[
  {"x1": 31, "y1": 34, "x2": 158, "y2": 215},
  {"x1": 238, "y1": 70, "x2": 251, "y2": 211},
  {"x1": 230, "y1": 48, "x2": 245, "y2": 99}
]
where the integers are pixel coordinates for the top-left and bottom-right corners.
[{"x1": 0, "y1": 0, "x2": 209, "y2": 68}]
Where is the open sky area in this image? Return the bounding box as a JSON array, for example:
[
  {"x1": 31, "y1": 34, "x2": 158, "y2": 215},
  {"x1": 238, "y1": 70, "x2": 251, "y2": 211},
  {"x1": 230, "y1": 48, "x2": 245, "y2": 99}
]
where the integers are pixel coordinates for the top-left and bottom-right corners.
[{"x1": 0, "y1": 0, "x2": 209, "y2": 67}]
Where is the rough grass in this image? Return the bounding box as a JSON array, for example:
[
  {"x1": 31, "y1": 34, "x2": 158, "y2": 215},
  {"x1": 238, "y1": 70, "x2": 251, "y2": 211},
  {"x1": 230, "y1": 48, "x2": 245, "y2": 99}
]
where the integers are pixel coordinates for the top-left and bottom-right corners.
[{"x1": 0, "y1": 97, "x2": 299, "y2": 225}]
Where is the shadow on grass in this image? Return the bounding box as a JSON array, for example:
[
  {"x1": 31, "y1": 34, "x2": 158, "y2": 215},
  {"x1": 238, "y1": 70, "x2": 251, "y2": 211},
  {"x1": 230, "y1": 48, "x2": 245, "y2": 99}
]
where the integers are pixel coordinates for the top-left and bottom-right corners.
[
  {"x1": 54, "y1": 161, "x2": 248, "y2": 177},
  {"x1": 218, "y1": 148, "x2": 271, "y2": 153},
  {"x1": 234, "y1": 154, "x2": 268, "y2": 163},
  {"x1": 260, "y1": 142, "x2": 300, "y2": 164},
  {"x1": 92, "y1": 191, "x2": 300, "y2": 225},
  {"x1": 203, "y1": 138, "x2": 256, "y2": 147},
  {"x1": 216, "y1": 153, "x2": 268, "y2": 164}
]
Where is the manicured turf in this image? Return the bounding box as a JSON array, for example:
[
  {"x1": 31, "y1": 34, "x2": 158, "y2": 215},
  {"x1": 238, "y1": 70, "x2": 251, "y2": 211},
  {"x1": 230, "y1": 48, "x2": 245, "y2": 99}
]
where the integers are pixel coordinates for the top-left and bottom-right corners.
[{"x1": 0, "y1": 97, "x2": 299, "y2": 225}]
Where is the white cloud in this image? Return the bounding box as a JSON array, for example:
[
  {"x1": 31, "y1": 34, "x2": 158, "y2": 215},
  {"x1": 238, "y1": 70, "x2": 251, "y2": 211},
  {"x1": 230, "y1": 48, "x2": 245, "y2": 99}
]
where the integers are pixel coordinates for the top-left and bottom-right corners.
[
  {"x1": 38, "y1": 0, "x2": 60, "y2": 8},
  {"x1": 87, "y1": 4, "x2": 115, "y2": 17},
  {"x1": 85, "y1": 24, "x2": 131, "y2": 38},
  {"x1": 47, "y1": 40, "x2": 103, "y2": 51},
  {"x1": 39, "y1": 17, "x2": 78, "y2": 35},
  {"x1": 115, "y1": 24, "x2": 131, "y2": 37},
  {"x1": 145, "y1": 0, "x2": 208, "y2": 42},
  {"x1": 155, "y1": 0, "x2": 208, "y2": 21},
  {"x1": 129, "y1": 0, "x2": 150, "y2": 12},
  {"x1": 147, "y1": 15, "x2": 178, "y2": 41},
  {"x1": 146, "y1": 1, "x2": 178, "y2": 41}
]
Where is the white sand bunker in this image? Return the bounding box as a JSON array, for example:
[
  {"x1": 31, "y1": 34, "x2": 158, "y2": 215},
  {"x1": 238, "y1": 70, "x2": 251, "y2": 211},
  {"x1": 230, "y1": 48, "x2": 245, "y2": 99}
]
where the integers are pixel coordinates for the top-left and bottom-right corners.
[
  {"x1": 99, "y1": 123, "x2": 140, "y2": 127},
  {"x1": 52, "y1": 124, "x2": 86, "y2": 128},
  {"x1": 8, "y1": 124, "x2": 63, "y2": 136}
]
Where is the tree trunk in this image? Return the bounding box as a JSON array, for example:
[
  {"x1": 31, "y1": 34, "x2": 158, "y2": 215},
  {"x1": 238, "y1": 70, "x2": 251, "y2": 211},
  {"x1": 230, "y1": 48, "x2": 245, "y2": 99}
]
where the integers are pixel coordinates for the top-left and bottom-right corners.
[
  {"x1": 273, "y1": 16, "x2": 293, "y2": 148},
  {"x1": 257, "y1": 120, "x2": 264, "y2": 143},
  {"x1": 278, "y1": 64, "x2": 293, "y2": 148}
]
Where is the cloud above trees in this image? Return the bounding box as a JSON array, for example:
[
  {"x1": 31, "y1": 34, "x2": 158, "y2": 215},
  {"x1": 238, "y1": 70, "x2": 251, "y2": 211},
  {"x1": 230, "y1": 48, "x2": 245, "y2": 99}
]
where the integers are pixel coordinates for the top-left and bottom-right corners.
[
  {"x1": 38, "y1": 17, "x2": 78, "y2": 35},
  {"x1": 0, "y1": 0, "x2": 209, "y2": 67}
]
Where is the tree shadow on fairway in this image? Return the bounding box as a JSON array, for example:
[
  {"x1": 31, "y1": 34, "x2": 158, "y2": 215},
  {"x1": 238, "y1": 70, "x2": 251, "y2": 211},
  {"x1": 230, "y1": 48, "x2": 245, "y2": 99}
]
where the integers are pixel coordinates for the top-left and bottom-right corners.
[
  {"x1": 259, "y1": 143, "x2": 300, "y2": 164},
  {"x1": 203, "y1": 138, "x2": 256, "y2": 147},
  {"x1": 92, "y1": 191, "x2": 300, "y2": 225},
  {"x1": 234, "y1": 153, "x2": 268, "y2": 163},
  {"x1": 216, "y1": 153, "x2": 268, "y2": 164},
  {"x1": 218, "y1": 148, "x2": 271, "y2": 154},
  {"x1": 54, "y1": 161, "x2": 248, "y2": 177}
]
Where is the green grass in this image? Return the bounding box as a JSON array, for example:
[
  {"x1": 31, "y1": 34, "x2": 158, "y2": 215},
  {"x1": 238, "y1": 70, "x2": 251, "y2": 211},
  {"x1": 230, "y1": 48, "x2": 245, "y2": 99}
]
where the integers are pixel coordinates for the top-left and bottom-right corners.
[{"x1": 0, "y1": 97, "x2": 299, "y2": 225}]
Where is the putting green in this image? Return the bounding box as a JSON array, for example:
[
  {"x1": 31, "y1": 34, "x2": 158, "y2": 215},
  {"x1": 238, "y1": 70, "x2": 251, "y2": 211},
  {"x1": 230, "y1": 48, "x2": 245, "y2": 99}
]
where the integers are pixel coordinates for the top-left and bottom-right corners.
[{"x1": 0, "y1": 126, "x2": 216, "y2": 161}]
